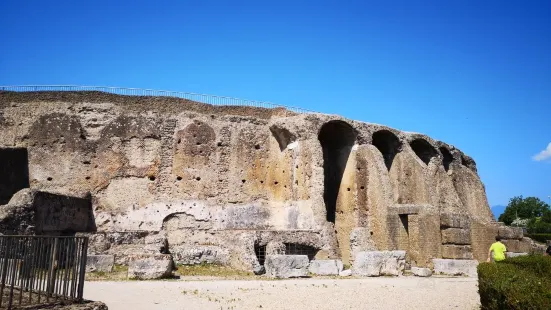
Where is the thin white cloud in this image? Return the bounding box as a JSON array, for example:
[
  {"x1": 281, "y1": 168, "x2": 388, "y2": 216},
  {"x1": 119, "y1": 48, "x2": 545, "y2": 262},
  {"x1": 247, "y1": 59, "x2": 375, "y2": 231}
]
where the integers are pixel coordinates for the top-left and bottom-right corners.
[{"x1": 533, "y1": 142, "x2": 551, "y2": 162}]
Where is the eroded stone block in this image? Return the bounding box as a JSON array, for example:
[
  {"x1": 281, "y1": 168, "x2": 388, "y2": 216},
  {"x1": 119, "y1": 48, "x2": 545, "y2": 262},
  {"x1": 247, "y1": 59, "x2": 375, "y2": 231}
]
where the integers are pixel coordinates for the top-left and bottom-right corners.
[
  {"x1": 505, "y1": 252, "x2": 528, "y2": 258},
  {"x1": 441, "y1": 245, "x2": 473, "y2": 259},
  {"x1": 352, "y1": 251, "x2": 406, "y2": 277},
  {"x1": 501, "y1": 239, "x2": 520, "y2": 253},
  {"x1": 308, "y1": 260, "x2": 343, "y2": 276},
  {"x1": 171, "y1": 246, "x2": 230, "y2": 265},
  {"x1": 265, "y1": 255, "x2": 309, "y2": 278},
  {"x1": 411, "y1": 267, "x2": 432, "y2": 277},
  {"x1": 440, "y1": 214, "x2": 470, "y2": 229},
  {"x1": 128, "y1": 254, "x2": 173, "y2": 280},
  {"x1": 498, "y1": 226, "x2": 523, "y2": 240},
  {"x1": 432, "y1": 259, "x2": 478, "y2": 277},
  {"x1": 441, "y1": 228, "x2": 471, "y2": 245},
  {"x1": 86, "y1": 255, "x2": 114, "y2": 273}
]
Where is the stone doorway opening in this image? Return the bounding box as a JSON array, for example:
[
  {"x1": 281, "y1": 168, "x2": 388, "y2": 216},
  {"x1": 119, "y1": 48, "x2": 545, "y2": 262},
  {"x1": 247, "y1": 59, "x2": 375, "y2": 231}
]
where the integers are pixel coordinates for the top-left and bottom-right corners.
[{"x1": 0, "y1": 148, "x2": 30, "y2": 205}]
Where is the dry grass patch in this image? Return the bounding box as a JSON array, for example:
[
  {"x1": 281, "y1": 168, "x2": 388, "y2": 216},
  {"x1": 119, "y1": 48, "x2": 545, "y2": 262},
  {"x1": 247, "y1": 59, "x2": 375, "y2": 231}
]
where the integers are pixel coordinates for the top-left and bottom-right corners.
[
  {"x1": 175, "y1": 263, "x2": 253, "y2": 279},
  {"x1": 85, "y1": 264, "x2": 129, "y2": 281}
]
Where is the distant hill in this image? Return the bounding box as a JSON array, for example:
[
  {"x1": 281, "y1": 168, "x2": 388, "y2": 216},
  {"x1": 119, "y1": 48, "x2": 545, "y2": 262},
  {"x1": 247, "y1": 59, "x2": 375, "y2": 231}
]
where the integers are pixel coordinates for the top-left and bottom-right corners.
[{"x1": 491, "y1": 205, "x2": 507, "y2": 220}]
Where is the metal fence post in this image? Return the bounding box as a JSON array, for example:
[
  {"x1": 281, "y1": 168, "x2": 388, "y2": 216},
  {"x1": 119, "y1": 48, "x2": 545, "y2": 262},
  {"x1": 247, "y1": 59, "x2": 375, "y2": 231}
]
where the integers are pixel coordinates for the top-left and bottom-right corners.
[
  {"x1": 77, "y1": 237, "x2": 88, "y2": 301},
  {"x1": 46, "y1": 238, "x2": 59, "y2": 299}
]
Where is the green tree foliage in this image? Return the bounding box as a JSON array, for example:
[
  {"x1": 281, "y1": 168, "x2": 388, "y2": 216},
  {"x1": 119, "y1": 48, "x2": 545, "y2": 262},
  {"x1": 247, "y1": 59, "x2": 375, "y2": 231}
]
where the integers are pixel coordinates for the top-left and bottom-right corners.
[{"x1": 498, "y1": 196, "x2": 550, "y2": 226}]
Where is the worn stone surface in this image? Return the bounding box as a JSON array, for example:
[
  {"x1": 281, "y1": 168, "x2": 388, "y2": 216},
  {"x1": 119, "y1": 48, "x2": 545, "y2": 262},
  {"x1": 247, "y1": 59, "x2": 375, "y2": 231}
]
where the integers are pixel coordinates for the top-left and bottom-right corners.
[
  {"x1": 411, "y1": 267, "x2": 432, "y2": 277},
  {"x1": 432, "y1": 259, "x2": 478, "y2": 277},
  {"x1": 441, "y1": 245, "x2": 473, "y2": 259},
  {"x1": 441, "y1": 228, "x2": 471, "y2": 245},
  {"x1": 128, "y1": 254, "x2": 173, "y2": 280},
  {"x1": 498, "y1": 226, "x2": 523, "y2": 240},
  {"x1": 308, "y1": 260, "x2": 343, "y2": 276},
  {"x1": 265, "y1": 255, "x2": 309, "y2": 278},
  {"x1": 440, "y1": 214, "x2": 470, "y2": 229},
  {"x1": 505, "y1": 252, "x2": 528, "y2": 258},
  {"x1": 339, "y1": 269, "x2": 352, "y2": 276},
  {"x1": 0, "y1": 189, "x2": 95, "y2": 235},
  {"x1": 86, "y1": 255, "x2": 115, "y2": 273},
  {"x1": 352, "y1": 251, "x2": 406, "y2": 277},
  {"x1": 0, "y1": 91, "x2": 502, "y2": 270}
]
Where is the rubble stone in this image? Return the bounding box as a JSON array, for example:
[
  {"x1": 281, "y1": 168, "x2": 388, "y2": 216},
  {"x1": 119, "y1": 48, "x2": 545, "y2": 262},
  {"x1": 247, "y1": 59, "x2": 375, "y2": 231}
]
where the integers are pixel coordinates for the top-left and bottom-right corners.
[
  {"x1": 128, "y1": 254, "x2": 173, "y2": 280},
  {"x1": 86, "y1": 255, "x2": 115, "y2": 273},
  {"x1": 411, "y1": 267, "x2": 432, "y2": 277}
]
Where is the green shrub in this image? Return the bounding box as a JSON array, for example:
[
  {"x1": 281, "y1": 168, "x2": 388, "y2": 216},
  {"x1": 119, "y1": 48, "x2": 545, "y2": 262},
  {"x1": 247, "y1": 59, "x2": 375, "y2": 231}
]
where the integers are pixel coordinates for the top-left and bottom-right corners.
[
  {"x1": 500, "y1": 255, "x2": 551, "y2": 277},
  {"x1": 525, "y1": 233, "x2": 551, "y2": 244},
  {"x1": 478, "y1": 256, "x2": 551, "y2": 310}
]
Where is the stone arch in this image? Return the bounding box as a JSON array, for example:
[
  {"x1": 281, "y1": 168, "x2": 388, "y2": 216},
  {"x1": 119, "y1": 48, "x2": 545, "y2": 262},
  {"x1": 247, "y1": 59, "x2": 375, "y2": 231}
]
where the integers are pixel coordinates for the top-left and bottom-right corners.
[
  {"x1": 439, "y1": 147, "x2": 454, "y2": 172},
  {"x1": 410, "y1": 139, "x2": 437, "y2": 165},
  {"x1": 318, "y1": 120, "x2": 357, "y2": 223},
  {"x1": 372, "y1": 130, "x2": 402, "y2": 171}
]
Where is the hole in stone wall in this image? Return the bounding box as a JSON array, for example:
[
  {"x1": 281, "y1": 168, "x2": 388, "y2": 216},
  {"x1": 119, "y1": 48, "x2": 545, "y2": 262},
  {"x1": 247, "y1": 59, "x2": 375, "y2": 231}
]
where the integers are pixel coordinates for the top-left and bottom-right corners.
[
  {"x1": 318, "y1": 120, "x2": 357, "y2": 223},
  {"x1": 85, "y1": 176, "x2": 91, "y2": 180},
  {"x1": 347, "y1": 188, "x2": 350, "y2": 191},
  {"x1": 255, "y1": 244, "x2": 267, "y2": 266},
  {"x1": 274, "y1": 181, "x2": 279, "y2": 185},
  {"x1": 148, "y1": 176, "x2": 156, "y2": 181},
  {"x1": 260, "y1": 180, "x2": 264, "y2": 184},
  {"x1": 47, "y1": 177, "x2": 53, "y2": 181},
  {"x1": 439, "y1": 147, "x2": 454, "y2": 172},
  {"x1": 410, "y1": 139, "x2": 437, "y2": 165},
  {"x1": 195, "y1": 177, "x2": 201, "y2": 181},
  {"x1": 217, "y1": 142, "x2": 222, "y2": 147},
  {"x1": 176, "y1": 176, "x2": 182, "y2": 181},
  {"x1": 242, "y1": 179, "x2": 246, "y2": 183},
  {"x1": 269, "y1": 126, "x2": 297, "y2": 151},
  {"x1": 360, "y1": 186, "x2": 365, "y2": 190},
  {"x1": 255, "y1": 144, "x2": 261, "y2": 150},
  {"x1": 0, "y1": 148, "x2": 31, "y2": 204},
  {"x1": 284, "y1": 243, "x2": 319, "y2": 260},
  {"x1": 372, "y1": 130, "x2": 402, "y2": 171}
]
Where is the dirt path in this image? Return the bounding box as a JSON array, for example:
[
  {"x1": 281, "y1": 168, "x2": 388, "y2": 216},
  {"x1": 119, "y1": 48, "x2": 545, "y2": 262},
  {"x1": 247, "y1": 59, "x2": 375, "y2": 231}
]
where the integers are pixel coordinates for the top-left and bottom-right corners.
[{"x1": 84, "y1": 277, "x2": 480, "y2": 310}]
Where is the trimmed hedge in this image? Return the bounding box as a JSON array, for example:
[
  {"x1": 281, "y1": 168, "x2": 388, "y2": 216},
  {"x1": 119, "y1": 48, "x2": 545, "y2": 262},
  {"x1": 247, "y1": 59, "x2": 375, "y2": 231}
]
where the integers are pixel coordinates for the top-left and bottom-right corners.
[
  {"x1": 478, "y1": 255, "x2": 551, "y2": 310},
  {"x1": 525, "y1": 233, "x2": 551, "y2": 244}
]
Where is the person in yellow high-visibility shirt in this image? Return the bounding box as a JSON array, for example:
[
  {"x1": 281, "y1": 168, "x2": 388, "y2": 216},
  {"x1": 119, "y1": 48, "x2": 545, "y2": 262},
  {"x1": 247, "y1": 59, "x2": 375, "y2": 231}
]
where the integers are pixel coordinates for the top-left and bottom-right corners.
[{"x1": 487, "y1": 236, "x2": 507, "y2": 262}]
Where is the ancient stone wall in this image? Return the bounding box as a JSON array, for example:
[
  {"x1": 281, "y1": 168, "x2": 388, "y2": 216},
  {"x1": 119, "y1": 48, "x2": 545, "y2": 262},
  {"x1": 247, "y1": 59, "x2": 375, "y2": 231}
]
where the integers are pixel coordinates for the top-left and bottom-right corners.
[{"x1": 0, "y1": 91, "x2": 498, "y2": 269}]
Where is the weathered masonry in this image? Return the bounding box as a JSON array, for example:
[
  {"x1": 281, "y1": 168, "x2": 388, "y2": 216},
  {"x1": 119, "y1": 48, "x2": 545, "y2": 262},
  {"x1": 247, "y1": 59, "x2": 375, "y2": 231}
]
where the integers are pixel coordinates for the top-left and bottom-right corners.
[{"x1": 0, "y1": 91, "x2": 523, "y2": 271}]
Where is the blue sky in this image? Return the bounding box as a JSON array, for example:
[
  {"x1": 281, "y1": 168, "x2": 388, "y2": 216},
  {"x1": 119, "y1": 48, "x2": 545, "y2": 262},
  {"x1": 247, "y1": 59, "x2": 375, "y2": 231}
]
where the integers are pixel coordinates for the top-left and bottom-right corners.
[{"x1": 1, "y1": 0, "x2": 550, "y2": 210}]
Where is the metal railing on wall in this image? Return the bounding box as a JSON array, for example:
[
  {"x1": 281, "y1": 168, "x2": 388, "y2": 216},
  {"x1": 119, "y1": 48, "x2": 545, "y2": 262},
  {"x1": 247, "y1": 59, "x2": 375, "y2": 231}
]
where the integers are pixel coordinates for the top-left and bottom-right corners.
[
  {"x1": 0, "y1": 85, "x2": 314, "y2": 114},
  {"x1": 0, "y1": 235, "x2": 88, "y2": 309}
]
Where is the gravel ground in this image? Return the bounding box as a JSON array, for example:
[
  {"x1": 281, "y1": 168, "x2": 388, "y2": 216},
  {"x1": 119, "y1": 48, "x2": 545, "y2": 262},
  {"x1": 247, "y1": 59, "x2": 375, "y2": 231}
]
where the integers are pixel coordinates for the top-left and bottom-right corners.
[{"x1": 84, "y1": 277, "x2": 480, "y2": 310}]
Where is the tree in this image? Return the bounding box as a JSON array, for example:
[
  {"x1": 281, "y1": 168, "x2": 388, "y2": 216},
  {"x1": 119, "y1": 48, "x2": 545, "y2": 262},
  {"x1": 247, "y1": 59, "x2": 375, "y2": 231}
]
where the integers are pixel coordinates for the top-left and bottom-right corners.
[{"x1": 498, "y1": 196, "x2": 550, "y2": 225}]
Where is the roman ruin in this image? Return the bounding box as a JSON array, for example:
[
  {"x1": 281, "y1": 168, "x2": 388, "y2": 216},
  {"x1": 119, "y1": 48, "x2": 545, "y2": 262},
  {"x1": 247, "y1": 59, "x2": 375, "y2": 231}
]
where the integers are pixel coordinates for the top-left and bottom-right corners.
[{"x1": 0, "y1": 90, "x2": 539, "y2": 274}]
